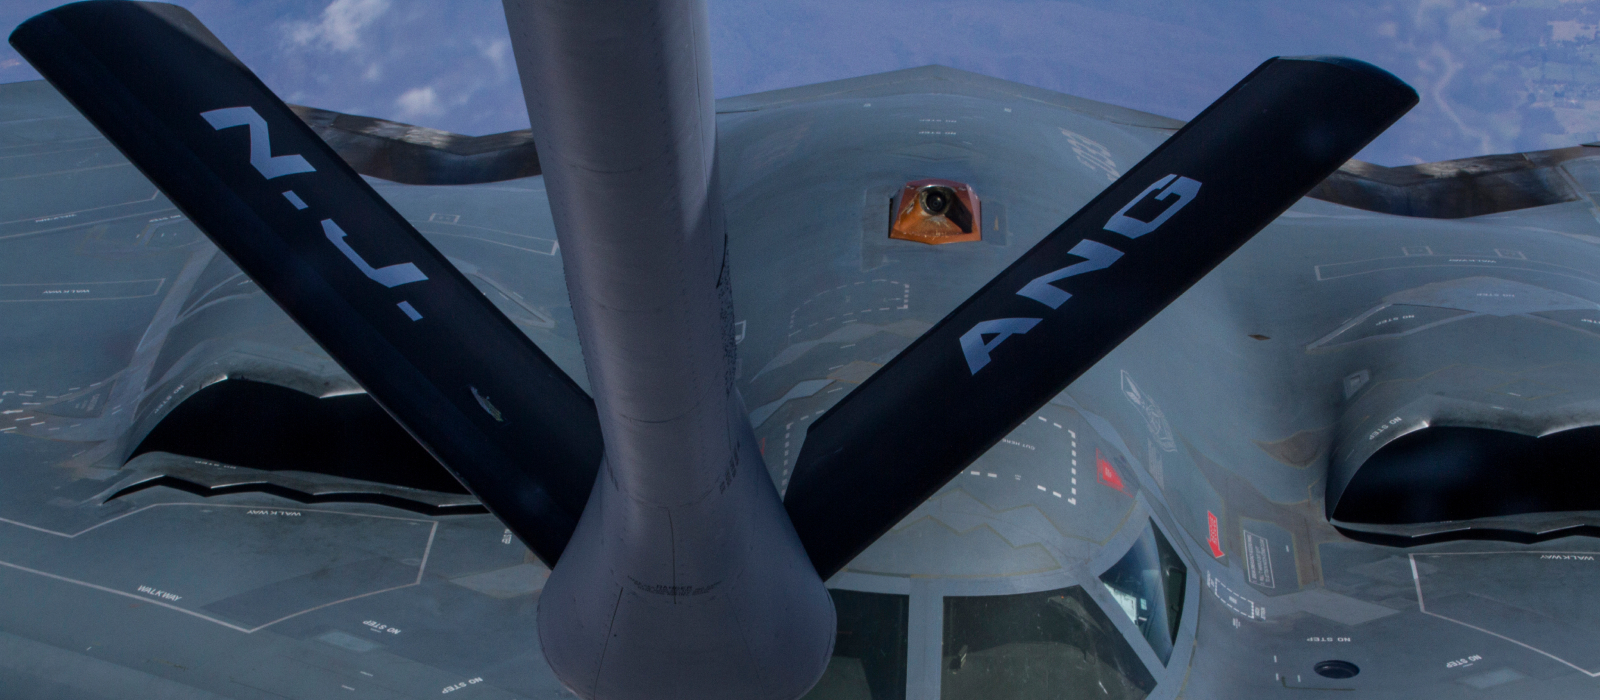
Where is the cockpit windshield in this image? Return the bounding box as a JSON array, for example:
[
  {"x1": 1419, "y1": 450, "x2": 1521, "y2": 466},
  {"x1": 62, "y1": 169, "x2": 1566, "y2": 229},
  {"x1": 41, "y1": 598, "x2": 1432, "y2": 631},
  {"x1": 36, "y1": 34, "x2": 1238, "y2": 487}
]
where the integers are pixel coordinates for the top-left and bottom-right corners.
[
  {"x1": 941, "y1": 586, "x2": 1156, "y2": 699},
  {"x1": 1099, "y1": 522, "x2": 1187, "y2": 664}
]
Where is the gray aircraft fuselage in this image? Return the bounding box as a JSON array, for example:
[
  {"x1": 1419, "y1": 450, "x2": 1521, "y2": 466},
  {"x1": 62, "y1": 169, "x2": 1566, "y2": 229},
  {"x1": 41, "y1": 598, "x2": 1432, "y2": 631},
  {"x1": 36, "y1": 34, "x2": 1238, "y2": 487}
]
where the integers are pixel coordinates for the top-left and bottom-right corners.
[{"x1": 2, "y1": 61, "x2": 1600, "y2": 699}]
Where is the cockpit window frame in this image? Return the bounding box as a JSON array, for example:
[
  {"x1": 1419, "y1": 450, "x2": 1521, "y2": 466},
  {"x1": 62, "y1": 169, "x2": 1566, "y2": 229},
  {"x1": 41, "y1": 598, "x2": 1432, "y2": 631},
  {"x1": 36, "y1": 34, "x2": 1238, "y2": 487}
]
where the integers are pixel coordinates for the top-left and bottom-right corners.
[{"x1": 1097, "y1": 518, "x2": 1190, "y2": 666}]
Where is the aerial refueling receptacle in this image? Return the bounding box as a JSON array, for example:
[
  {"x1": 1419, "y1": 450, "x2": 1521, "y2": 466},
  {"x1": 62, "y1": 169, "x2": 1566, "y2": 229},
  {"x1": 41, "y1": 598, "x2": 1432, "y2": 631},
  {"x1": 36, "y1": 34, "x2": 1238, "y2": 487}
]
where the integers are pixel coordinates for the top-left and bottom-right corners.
[{"x1": 890, "y1": 177, "x2": 981, "y2": 244}]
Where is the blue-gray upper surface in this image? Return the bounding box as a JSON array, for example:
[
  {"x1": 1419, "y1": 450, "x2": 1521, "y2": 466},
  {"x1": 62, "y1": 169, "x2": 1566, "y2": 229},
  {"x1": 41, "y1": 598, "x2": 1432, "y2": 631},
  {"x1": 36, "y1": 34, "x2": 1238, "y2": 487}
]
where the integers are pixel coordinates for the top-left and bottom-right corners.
[{"x1": 5, "y1": 64, "x2": 1600, "y2": 699}]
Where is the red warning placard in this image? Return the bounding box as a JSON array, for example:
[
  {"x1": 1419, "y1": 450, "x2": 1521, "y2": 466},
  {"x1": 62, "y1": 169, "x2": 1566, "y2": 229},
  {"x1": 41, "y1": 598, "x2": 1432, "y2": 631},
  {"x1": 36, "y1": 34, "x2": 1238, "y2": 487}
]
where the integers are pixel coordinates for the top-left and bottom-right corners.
[
  {"x1": 1207, "y1": 511, "x2": 1225, "y2": 558},
  {"x1": 1095, "y1": 449, "x2": 1126, "y2": 493}
]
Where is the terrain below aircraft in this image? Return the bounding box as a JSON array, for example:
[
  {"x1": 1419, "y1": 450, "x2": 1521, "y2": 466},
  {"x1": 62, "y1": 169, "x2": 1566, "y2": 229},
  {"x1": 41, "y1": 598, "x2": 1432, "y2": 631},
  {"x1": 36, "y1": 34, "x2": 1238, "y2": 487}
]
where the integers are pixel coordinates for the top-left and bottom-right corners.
[{"x1": 4, "y1": 1, "x2": 1600, "y2": 699}]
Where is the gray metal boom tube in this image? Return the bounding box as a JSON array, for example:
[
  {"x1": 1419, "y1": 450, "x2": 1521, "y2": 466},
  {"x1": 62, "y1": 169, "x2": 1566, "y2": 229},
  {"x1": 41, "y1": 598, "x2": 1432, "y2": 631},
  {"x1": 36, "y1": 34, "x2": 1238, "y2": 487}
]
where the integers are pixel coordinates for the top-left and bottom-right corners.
[{"x1": 503, "y1": 1, "x2": 835, "y2": 698}]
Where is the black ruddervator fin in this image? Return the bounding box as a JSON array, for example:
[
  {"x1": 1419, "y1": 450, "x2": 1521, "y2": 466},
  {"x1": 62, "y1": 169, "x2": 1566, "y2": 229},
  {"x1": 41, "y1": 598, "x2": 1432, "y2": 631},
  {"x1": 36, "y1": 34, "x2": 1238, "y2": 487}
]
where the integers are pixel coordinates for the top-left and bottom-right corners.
[
  {"x1": 11, "y1": 1, "x2": 602, "y2": 565},
  {"x1": 786, "y1": 56, "x2": 1418, "y2": 578}
]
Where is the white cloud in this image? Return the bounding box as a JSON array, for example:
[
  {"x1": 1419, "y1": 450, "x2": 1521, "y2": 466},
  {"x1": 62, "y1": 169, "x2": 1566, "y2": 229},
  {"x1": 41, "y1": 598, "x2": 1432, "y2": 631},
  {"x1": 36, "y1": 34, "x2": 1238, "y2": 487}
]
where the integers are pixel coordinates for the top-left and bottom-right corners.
[
  {"x1": 286, "y1": 0, "x2": 391, "y2": 52},
  {"x1": 395, "y1": 86, "x2": 442, "y2": 120},
  {"x1": 476, "y1": 38, "x2": 511, "y2": 73},
  {"x1": 1550, "y1": 20, "x2": 1599, "y2": 43}
]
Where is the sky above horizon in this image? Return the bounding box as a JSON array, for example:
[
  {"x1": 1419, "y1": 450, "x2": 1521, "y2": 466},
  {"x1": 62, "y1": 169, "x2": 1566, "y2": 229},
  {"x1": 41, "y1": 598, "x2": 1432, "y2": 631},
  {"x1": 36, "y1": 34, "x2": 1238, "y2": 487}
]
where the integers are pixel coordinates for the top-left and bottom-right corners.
[{"x1": 3, "y1": 0, "x2": 1599, "y2": 167}]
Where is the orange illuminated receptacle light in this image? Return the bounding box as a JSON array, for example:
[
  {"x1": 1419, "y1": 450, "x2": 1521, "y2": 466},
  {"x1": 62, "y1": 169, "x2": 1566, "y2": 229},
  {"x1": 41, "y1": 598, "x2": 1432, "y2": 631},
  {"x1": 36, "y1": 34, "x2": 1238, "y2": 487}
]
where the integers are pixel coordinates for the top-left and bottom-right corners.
[{"x1": 889, "y1": 178, "x2": 980, "y2": 245}]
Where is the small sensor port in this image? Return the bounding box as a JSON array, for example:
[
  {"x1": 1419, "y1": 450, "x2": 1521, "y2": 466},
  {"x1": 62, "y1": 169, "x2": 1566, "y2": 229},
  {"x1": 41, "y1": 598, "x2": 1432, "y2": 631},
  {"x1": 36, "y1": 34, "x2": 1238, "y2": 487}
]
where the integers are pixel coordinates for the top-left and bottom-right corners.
[
  {"x1": 1314, "y1": 660, "x2": 1360, "y2": 680},
  {"x1": 890, "y1": 178, "x2": 980, "y2": 245}
]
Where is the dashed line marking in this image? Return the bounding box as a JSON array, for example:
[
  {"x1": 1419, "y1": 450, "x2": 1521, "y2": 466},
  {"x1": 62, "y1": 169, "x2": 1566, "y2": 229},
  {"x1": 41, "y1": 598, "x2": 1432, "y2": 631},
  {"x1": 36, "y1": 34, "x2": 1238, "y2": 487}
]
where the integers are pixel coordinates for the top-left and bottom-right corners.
[{"x1": 0, "y1": 504, "x2": 439, "y2": 635}]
